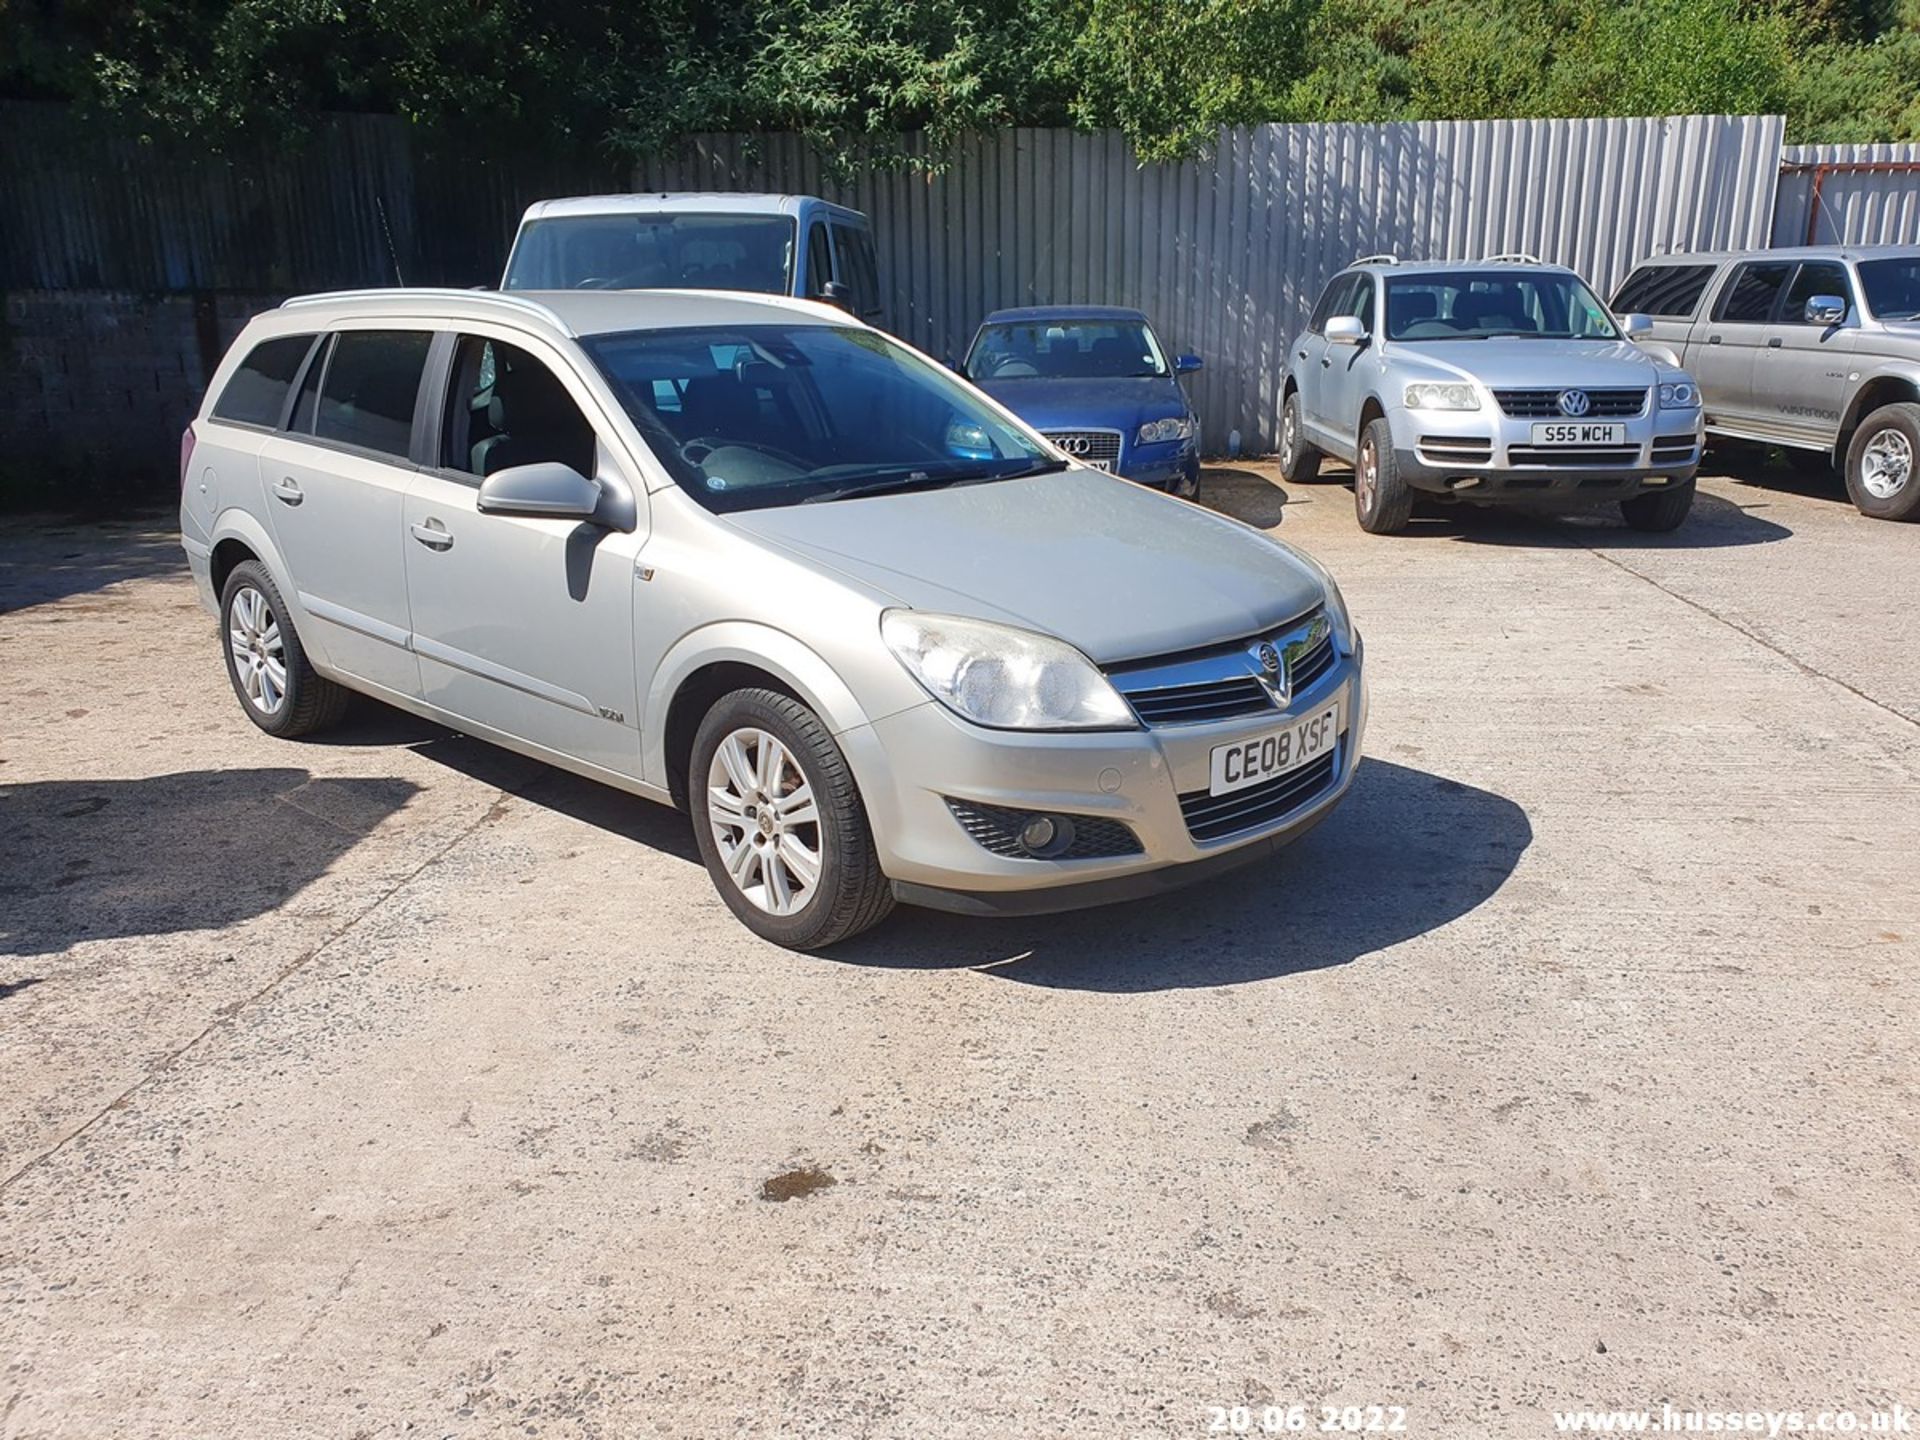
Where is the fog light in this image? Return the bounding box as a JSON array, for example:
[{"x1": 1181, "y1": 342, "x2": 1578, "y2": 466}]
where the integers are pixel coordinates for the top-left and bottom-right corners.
[{"x1": 1018, "y1": 816, "x2": 1058, "y2": 852}]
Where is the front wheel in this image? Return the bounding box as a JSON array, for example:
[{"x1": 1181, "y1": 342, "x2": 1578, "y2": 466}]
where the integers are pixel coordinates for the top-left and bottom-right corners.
[
  {"x1": 1620, "y1": 478, "x2": 1696, "y2": 533},
  {"x1": 689, "y1": 688, "x2": 894, "y2": 949},
  {"x1": 1844, "y1": 402, "x2": 1920, "y2": 520},
  {"x1": 1353, "y1": 418, "x2": 1413, "y2": 534}
]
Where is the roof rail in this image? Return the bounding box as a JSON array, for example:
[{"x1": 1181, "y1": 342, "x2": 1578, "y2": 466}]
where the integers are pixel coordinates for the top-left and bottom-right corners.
[
  {"x1": 1484, "y1": 251, "x2": 1543, "y2": 265},
  {"x1": 279, "y1": 287, "x2": 574, "y2": 337},
  {"x1": 1351, "y1": 253, "x2": 1399, "y2": 266}
]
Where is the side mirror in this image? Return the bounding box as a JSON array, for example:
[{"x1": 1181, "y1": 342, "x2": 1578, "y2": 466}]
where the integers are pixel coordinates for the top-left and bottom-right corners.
[
  {"x1": 819, "y1": 279, "x2": 854, "y2": 310},
  {"x1": 1325, "y1": 316, "x2": 1367, "y2": 347},
  {"x1": 1805, "y1": 294, "x2": 1847, "y2": 327},
  {"x1": 1174, "y1": 353, "x2": 1204, "y2": 374},
  {"x1": 1620, "y1": 312, "x2": 1654, "y2": 339},
  {"x1": 477, "y1": 462, "x2": 603, "y2": 522}
]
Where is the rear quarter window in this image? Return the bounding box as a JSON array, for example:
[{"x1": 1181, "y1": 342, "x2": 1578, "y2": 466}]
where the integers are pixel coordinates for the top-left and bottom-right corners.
[
  {"x1": 210, "y1": 334, "x2": 317, "y2": 428},
  {"x1": 1612, "y1": 265, "x2": 1717, "y2": 320}
]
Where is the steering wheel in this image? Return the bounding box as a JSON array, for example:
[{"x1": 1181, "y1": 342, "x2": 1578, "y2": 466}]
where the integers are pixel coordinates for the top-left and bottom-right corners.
[
  {"x1": 572, "y1": 276, "x2": 616, "y2": 290},
  {"x1": 679, "y1": 436, "x2": 813, "y2": 472}
]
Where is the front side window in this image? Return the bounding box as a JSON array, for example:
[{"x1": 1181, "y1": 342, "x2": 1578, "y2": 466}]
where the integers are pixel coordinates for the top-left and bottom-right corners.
[
  {"x1": 1612, "y1": 264, "x2": 1717, "y2": 319},
  {"x1": 1384, "y1": 271, "x2": 1618, "y2": 341},
  {"x1": 964, "y1": 320, "x2": 1169, "y2": 381},
  {"x1": 1309, "y1": 275, "x2": 1356, "y2": 332},
  {"x1": 504, "y1": 214, "x2": 797, "y2": 295},
  {"x1": 1781, "y1": 262, "x2": 1854, "y2": 324},
  {"x1": 1344, "y1": 275, "x2": 1376, "y2": 333},
  {"x1": 211, "y1": 334, "x2": 316, "y2": 427},
  {"x1": 586, "y1": 323, "x2": 1054, "y2": 512},
  {"x1": 805, "y1": 223, "x2": 834, "y2": 300},
  {"x1": 314, "y1": 330, "x2": 432, "y2": 459},
  {"x1": 831, "y1": 223, "x2": 881, "y2": 315},
  {"x1": 1857, "y1": 257, "x2": 1920, "y2": 320},
  {"x1": 1715, "y1": 262, "x2": 1792, "y2": 323},
  {"x1": 442, "y1": 337, "x2": 597, "y2": 479}
]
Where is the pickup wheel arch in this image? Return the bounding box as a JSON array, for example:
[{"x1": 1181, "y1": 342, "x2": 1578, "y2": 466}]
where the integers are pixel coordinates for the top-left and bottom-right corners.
[{"x1": 1838, "y1": 374, "x2": 1920, "y2": 461}]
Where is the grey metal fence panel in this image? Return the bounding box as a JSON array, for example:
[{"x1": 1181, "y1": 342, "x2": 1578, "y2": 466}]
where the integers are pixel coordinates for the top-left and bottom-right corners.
[
  {"x1": 638, "y1": 114, "x2": 1785, "y2": 451},
  {"x1": 1773, "y1": 144, "x2": 1920, "y2": 247}
]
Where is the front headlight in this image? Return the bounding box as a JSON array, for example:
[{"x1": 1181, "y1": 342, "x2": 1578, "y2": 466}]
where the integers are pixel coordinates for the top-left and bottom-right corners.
[
  {"x1": 1136, "y1": 416, "x2": 1197, "y2": 445},
  {"x1": 1657, "y1": 381, "x2": 1698, "y2": 409},
  {"x1": 880, "y1": 610, "x2": 1137, "y2": 731},
  {"x1": 1404, "y1": 382, "x2": 1479, "y2": 411}
]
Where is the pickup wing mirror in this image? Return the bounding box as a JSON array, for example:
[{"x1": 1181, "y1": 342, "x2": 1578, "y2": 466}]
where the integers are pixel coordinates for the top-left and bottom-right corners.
[
  {"x1": 819, "y1": 279, "x2": 854, "y2": 310},
  {"x1": 477, "y1": 462, "x2": 604, "y2": 521},
  {"x1": 1325, "y1": 316, "x2": 1367, "y2": 347},
  {"x1": 1805, "y1": 295, "x2": 1848, "y2": 327},
  {"x1": 1619, "y1": 312, "x2": 1654, "y2": 339}
]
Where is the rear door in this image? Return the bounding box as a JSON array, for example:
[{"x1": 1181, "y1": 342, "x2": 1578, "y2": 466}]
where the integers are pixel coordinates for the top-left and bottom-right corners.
[
  {"x1": 1754, "y1": 260, "x2": 1857, "y2": 446},
  {"x1": 402, "y1": 329, "x2": 646, "y2": 780},
  {"x1": 256, "y1": 327, "x2": 432, "y2": 698},
  {"x1": 1611, "y1": 261, "x2": 1719, "y2": 354},
  {"x1": 1294, "y1": 275, "x2": 1351, "y2": 439},
  {"x1": 1691, "y1": 260, "x2": 1792, "y2": 433}
]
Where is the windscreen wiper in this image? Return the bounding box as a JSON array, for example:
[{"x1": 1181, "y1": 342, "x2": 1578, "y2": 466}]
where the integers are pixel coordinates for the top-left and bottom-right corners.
[{"x1": 799, "y1": 458, "x2": 1068, "y2": 505}]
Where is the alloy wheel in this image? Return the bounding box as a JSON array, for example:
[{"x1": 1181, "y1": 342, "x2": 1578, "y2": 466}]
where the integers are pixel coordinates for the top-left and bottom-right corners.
[
  {"x1": 705, "y1": 727, "x2": 823, "y2": 916},
  {"x1": 1860, "y1": 428, "x2": 1913, "y2": 500},
  {"x1": 1357, "y1": 437, "x2": 1378, "y2": 512},
  {"x1": 227, "y1": 585, "x2": 288, "y2": 716}
]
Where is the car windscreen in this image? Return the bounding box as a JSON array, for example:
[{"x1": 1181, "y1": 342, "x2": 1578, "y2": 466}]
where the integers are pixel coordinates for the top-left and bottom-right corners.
[
  {"x1": 966, "y1": 320, "x2": 1169, "y2": 380},
  {"x1": 504, "y1": 214, "x2": 796, "y2": 294},
  {"x1": 1384, "y1": 271, "x2": 1619, "y2": 341},
  {"x1": 1857, "y1": 257, "x2": 1920, "y2": 320},
  {"x1": 583, "y1": 324, "x2": 1057, "y2": 513}
]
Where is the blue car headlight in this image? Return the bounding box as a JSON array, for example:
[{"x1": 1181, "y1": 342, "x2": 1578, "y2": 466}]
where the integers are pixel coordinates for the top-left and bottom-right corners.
[{"x1": 1136, "y1": 416, "x2": 1197, "y2": 446}]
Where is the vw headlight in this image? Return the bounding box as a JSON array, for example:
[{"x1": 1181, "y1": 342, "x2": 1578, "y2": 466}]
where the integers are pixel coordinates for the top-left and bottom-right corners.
[
  {"x1": 1404, "y1": 382, "x2": 1479, "y2": 411},
  {"x1": 1136, "y1": 416, "x2": 1197, "y2": 446},
  {"x1": 880, "y1": 610, "x2": 1137, "y2": 731},
  {"x1": 1658, "y1": 381, "x2": 1698, "y2": 409}
]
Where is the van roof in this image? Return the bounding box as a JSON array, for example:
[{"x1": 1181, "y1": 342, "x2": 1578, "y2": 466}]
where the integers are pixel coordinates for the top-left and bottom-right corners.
[{"x1": 518, "y1": 193, "x2": 867, "y2": 224}]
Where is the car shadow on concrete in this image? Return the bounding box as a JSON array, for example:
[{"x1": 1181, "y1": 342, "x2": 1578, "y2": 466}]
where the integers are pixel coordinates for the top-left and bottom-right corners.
[
  {"x1": 829, "y1": 759, "x2": 1531, "y2": 991},
  {"x1": 0, "y1": 515, "x2": 185, "y2": 614},
  {"x1": 0, "y1": 768, "x2": 419, "y2": 959},
  {"x1": 1196, "y1": 467, "x2": 1290, "y2": 528},
  {"x1": 1704, "y1": 444, "x2": 1855, "y2": 507}
]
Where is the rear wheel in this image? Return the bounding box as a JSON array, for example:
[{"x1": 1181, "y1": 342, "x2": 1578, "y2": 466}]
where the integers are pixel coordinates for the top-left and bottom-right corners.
[
  {"x1": 1620, "y1": 478, "x2": 1696, "y2": 533},
  {"x1": 689, "y1": 688, "x2": 894, "y2": 949},
  {"x1": 219, "y1": 560, "x2": 349, "y2": 738},
  {"x1": 1353, "y1": 418, "x2": 1413, "y2": 534},
  {"x1": 1844, "y1": 402, "x2": 1920, "y2": 520},
  {"x1": 1278, "y1": 391, "x2": 1321, "y2": 483}
]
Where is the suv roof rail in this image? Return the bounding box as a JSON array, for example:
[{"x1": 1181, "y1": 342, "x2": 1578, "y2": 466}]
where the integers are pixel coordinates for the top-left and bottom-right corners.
[
  {"x1": 1351, "y1": 253, "x2": 1399, "y2": 267},
  {"x1": 279, "y1": 287, "x2": 575, "y2": 337},
  {"x1": 1484, "y1": 251, "x2": 1544, "y2": 265}
]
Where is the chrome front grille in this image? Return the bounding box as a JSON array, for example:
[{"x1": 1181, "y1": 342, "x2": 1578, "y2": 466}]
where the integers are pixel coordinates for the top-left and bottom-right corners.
[
  {"x1": 1179, "y1": 746, "x2": 1342, "y2": 843},
  {"x1": 1108, "y1": 610, "x2": 1337, "y2": 728},
  {"x1": 1493, "y1": 388, "x2": 1647, "y2": 418},
  {"x1": 1042, "y1": 429, "x2": 1122, "y2": 468}
]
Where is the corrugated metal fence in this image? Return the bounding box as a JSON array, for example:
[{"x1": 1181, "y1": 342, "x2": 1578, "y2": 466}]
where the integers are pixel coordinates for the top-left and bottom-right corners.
[
  {"x1": 1773, "y1": 143, "x2": 1920, "y2": 247},
  {"x1": 640, "y1": 115, "x2": 1786, "y2": 449}
]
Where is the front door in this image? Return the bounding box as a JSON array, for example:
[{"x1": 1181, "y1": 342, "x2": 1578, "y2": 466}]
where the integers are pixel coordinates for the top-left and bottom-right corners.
[
  {"x1": 403, "y1": 332, "x2": 646, "y2": 780},
  {"x1": 1319, "y1": 274, "x2": 1378, "y2": 452},
  {"x1": 1754, "y1": 260, "x2": 1857, "y2": 447},
  {"x1": 1692, "y1": 260, "x2": 1792, "y2": 434},
  {"x1": 256, "y1": 328, "x2": 432, "y2": 698}
]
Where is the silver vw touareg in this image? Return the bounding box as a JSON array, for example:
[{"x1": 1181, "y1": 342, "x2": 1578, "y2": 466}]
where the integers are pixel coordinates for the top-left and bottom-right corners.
[{"x1": 1280, "y1": 255, "x2": 1705, "y2": 534}]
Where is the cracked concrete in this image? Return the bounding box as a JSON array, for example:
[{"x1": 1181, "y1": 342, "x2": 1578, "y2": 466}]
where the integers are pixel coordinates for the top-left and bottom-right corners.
[{"x1": 1, "y1": 459, "x2": 1915, "y2": 1438}]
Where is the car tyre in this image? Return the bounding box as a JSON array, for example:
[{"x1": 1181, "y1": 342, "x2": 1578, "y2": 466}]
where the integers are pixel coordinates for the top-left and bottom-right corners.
[
  {"x1": 1620, "y1": 478, "x2": 1696, "y2": 533},
  {"x1": 219, "y1": 560, "x2": 349, "y2": 738},
  {"x1": 1844, "y1": 402, "x2": 1920, "y2": 521},
  {"x1": 690, "y1": 687, "x2": 894, "y2": 950},
  {"x1": 1353, "y1": 417, "x2": 1413, "y2": 534},
  {"x1": 1278, "y1": 391, "x2": 1321, "y2": 483}
]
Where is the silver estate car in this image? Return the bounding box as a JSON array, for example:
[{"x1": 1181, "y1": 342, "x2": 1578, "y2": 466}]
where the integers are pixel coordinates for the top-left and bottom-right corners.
[
  {"x1": 1612, "y1": 245, "x2": 1920, "y2": 521},
  {"x1": 180, "y1": 288, "x2": 1365, "y2": 948},
  {"x1": 1280, "y1": 255, "x2": 1705, "y2": 534}
]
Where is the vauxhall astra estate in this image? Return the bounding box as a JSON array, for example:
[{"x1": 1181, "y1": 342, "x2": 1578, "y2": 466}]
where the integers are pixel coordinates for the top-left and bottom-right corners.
[{"x1": 180, "y1": 288, "x2": 1366, "y2": 948}]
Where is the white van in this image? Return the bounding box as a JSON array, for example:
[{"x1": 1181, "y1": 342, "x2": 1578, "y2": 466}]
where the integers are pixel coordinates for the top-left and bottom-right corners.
[{"x1": 502, "y1": 192, "x2": 883, "y2": 324}]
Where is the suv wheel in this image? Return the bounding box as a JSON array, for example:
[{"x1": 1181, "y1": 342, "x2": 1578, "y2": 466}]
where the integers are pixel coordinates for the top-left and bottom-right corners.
[
  {"x1": 1620, "y1": 478, "x2": 1696, "y2": 533},
  {"x1": 690, "y1": 688, "x2": 894, "y2": 950},
  {"x1": 1279, "y1": 392, "x2": 1321, "y2": 483},
  {"x1": 219, "y1": 560, "x2": 349, "y2": 738},
  {"x1": 1353, "y1": 417, "x2": 1413, "y2": 534},
  {"x1": 1845, "y1": 402, "x2": 1920, "y2": 520}
]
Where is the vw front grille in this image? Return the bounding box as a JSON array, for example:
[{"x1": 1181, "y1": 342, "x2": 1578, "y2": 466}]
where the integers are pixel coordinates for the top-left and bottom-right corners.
[{"x1": 1493, "y1": 388, "x2": 1647, "y2": 419}]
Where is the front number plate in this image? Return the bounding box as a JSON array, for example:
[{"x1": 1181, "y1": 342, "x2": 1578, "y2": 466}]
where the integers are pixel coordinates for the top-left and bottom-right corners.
[
  {"x1": 1530, "y1": 421, "x2": 1626, "y2": 445},
  {"x1": 1208, "y1": 699, "x2": 1342, "y2": 797}
]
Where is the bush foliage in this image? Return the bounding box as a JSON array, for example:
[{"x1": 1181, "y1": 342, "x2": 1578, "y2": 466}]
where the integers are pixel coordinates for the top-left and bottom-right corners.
[{"x1": 5, "y1": 0, "x2": 1917, "y2": 162}]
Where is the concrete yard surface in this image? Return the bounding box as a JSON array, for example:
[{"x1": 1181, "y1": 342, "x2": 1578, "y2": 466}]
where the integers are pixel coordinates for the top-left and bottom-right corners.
[{"x1": 1, "y1": 459, "x2": 1916, "y2": 1438}]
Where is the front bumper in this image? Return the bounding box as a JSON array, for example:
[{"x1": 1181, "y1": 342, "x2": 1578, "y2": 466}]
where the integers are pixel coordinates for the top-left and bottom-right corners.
[
  {"x1": 840, "y1": 642, "x2": 1367, "y2": 915},
  {"x1": 1393, "y1": 405, "x2": 1703, "y2": 501},
  {"x1": 1118, "y1": 440, "x2": 1201, "y2": 492}
]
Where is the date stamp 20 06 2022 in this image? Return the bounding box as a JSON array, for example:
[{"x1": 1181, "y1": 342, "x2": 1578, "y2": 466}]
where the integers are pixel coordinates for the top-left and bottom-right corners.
[{"x1": 1204, "y1": 1404, "x2": 1410, "y2": 1435}]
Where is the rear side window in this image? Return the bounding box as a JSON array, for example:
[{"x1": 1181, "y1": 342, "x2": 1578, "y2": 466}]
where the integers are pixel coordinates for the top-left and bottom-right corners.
[
  {"x1": 211, "y1": 334, "x2": 316, "y2": 428},
  {"x1": 1715, "y1": 262, "x2": 1792, "y2": 323},
  {"x1": 1612, "y1": 264, "x2": 1716, "y2": 319},
  {"x1": 314, "y1": 330, "x2": 432, "y2": 459},
  {"x1": 831, "y1": 223, "x2": 882, "y2": 316}
]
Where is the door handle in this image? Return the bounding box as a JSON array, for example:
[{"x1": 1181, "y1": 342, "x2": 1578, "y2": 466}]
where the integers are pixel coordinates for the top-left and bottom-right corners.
[
  {"x1": 1707, "y1": 335, "x2": 1722, "y2": 345},
  {"x1": 1320, "y1": 357, "x2": 1332, "y2": 368},
  {"x1": 410, "y1": 519, "x2": 453, "y2": 551},
  {"x1": 1767, "y1": 337, "x2": 1783, "y2": 348},
  {"x1": 271, "y1": 477, "x2": 304, "y2": 506},
  {"x1": 1298, "y1": 349, "x2": 1308, "y2": 360}
]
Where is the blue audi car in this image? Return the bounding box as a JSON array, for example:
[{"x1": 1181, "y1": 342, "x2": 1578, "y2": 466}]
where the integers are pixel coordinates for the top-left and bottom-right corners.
[{"x1": 960, "y1": 306, "x2": 1203, "y2": 495}]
